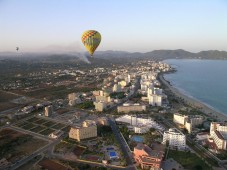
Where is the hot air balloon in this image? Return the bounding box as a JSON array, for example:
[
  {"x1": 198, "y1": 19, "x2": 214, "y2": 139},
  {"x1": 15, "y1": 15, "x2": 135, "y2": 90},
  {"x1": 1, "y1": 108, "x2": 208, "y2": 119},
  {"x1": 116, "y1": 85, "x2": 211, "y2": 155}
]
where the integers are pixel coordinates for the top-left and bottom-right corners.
[
  {"x1": 81, "y1": 30, "x2": 101, "y2": 56},
  {"x1": 16, "y1": 47, "x2": 19, "y2": 51}
]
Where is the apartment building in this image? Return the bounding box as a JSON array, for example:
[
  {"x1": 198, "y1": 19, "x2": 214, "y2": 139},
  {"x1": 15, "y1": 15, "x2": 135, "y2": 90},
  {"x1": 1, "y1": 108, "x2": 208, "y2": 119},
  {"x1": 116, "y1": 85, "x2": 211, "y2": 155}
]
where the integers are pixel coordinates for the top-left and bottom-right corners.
[
  {"x1": 162, "y1": 128, "x2": 186, "y2": 150},
  {"x1": 173, "y1": 113, "x2": 203, "y2": 133},
  {"x1": 210, "y1": 122, "x2": 227, "y2": 150},
  {"x1": 93, "y1": 101, "x2": 107, "y2": 112},
  {"x1": 117, "y1": 103, "x2": 146, "y2": 113},
  {"x1": 133, "y1": 143, "x2": 164, "y2": 170},
  {"x1": 69, "y1": 120, "x2": 97, "y2": 141}
]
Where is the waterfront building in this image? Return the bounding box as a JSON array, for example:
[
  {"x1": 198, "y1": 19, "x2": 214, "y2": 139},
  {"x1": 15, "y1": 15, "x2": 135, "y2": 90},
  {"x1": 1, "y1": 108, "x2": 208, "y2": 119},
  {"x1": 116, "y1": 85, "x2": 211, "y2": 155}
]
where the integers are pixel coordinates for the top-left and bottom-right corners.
[
  {"x1": 173, "y1": 113, "x2": 203, "y2": 133},
  {"x1": 148, "y1": 94, "x2": 163, "y2": 106},
  {"x1": 173, "y1": 113, "x2": 188, "y2": 125},
  {"x1": 210, "y1": 122, "x2": 227, "y2": 150}
]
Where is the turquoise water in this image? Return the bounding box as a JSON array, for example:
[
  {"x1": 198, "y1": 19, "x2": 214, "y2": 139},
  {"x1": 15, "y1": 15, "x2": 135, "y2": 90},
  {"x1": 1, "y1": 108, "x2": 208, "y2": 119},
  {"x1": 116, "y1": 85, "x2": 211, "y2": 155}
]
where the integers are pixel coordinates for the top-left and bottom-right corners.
[
  {"x1": 164, "y1": 59, "x2": 227, "y2": 115},
  {"x1": 131, "y1": 135, "x2": 144, "y2": 143}
]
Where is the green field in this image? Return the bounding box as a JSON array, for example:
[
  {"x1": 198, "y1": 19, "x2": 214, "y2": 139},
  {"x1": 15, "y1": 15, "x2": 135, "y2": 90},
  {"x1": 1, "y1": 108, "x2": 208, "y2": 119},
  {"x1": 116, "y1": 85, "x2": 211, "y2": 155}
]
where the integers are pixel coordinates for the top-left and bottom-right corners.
[
  {"x1": 27, "y1": 117, "x2": 41, "y2": 123},
  {"x1": 15, "y1": 116, "x2": 68, "y2": 137},
  {"x1": 35, "y1": 119, "x2": 49, "y2": 125},
  {"x1": 61, "y1": 126, "x2": 71, "y2": 132},
  {"x1": 39, "y1": 128, "x2": 56, "y2": 135},
  {"x1": 167, "y1": 149, "x2": 212, "y2": 170},
  {"x1": 52, "y1": 123, "x2": 66, "y2": 129},
  {"x1": 21, "y1": 123, "x2": 37, "y2": 130},
  {"x1": 16, "y1": 122, "x2": 26, "y2": 127},
  {"x1": 30, "y1": 125, "x2": 46, "y2": 133},
  {"x1": 43, "y1": 121, "x2": 57, "y2": 127}
]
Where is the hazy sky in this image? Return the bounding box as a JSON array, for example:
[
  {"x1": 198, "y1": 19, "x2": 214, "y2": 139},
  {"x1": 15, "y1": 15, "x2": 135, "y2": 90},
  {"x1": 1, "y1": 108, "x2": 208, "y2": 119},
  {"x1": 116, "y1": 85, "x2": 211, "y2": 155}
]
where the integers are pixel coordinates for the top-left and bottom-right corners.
[{"x1": 0, "y1": 0, "x2": 227, "y2": 52}]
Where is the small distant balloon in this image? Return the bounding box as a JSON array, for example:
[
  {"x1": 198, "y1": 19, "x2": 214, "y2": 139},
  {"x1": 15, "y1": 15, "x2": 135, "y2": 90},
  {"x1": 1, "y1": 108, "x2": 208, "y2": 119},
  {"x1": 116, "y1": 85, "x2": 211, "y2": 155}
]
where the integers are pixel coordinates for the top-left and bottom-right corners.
[
  {"x1": 81, "y1": 30, "x2": 101, "y2": 56},
  {"x1": 16, "y1": 47, "x2": 19, "y2": 51}
]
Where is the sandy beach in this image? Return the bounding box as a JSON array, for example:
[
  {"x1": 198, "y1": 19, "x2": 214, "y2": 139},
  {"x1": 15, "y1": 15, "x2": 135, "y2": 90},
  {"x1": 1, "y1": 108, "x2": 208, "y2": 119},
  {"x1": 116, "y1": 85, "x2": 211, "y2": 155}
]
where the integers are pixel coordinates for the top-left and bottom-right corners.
[{"x1": 159, "y1": 73, "x2": 227, "y2": 121}]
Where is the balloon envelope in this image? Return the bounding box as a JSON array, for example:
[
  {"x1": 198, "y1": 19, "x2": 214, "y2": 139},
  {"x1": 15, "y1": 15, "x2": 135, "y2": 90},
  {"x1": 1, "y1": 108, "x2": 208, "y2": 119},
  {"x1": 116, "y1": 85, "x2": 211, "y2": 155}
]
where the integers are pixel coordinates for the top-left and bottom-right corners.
[{"x1": 81, "y1": 30, "x2": 101, "y2": 56}]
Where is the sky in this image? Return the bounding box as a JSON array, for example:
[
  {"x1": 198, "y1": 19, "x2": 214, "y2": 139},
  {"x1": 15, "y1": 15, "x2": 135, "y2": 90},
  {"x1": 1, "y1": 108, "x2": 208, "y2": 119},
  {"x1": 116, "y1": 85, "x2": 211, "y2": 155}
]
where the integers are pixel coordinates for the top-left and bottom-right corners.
[{"x1": 0, "y1": 0, "x2": 227, "y2": 53}]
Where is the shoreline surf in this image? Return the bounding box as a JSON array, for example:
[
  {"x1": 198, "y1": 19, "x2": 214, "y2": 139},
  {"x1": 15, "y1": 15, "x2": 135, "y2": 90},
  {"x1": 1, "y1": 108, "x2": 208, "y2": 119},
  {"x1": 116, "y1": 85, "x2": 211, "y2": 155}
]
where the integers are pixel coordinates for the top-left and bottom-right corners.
[{"x1": 159, "y1": 73, "x2": 227, "y2": 121}]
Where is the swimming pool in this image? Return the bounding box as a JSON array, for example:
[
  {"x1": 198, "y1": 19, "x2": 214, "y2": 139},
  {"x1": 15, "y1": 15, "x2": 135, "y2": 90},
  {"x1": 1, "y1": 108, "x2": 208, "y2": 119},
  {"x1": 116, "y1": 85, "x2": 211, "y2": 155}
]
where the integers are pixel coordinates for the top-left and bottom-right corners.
[
  {"x1": 109, "y1": 151, "x2": 117, "y2": 159},
  {"x1": 131, "y1": 135, "x2": 144, "y2": 143}
]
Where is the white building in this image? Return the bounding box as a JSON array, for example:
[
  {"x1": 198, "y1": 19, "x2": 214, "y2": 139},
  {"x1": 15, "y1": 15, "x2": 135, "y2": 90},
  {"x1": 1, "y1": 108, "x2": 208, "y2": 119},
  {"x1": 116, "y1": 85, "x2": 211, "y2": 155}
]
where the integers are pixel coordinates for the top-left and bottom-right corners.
[
  {"x1": 173, "y1": 113, "x2": 203, "y2": 133},
  {"x1": 49, "y1": 130, "x2": 62, "y2": 139},
  {"x1": 148, "y1": 94, "x2": 163, "y2": 106},
  {"x1": 68, "y1": 93, "x2": 82, "y2": 106},
  {"x1": 113, "y1": 84, "x2": 122, "y2": 92},
  {"x1": 115, "y1": 115, "x2": 164, "y2": 132},
  {"x1": 95, "y1": 95, "x2": 111, "y2": 103},
  {"x1": 127, "y1": 74, "x2": 131, "y2": 83},
  {"x1": 210, "y1": 122, "x2": 227, "y2": 150},
  {"x1": 162, "y1": 128, "x2": 186, "y2": 150},
  {"x1": 210, "y1": 122, "x2": 227, "y2": 135},
  {"x1": 173, "y1": 113, "x2": 188, "y2": 125},
  {"x1": 117, "y1": 103, "x2": 146, "y2": 113},
  {"x1": 94, "y1": 101, "x2": 107, "y2": 112},
  {"x1": 134, "y1": 125, "x2": 150, "y2": 134}
]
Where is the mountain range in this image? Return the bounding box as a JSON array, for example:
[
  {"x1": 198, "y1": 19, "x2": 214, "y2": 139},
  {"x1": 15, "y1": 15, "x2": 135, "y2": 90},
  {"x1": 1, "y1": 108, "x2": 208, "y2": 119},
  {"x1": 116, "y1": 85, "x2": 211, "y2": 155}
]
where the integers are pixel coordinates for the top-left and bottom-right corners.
[{"x1": 1, "y1": 50, "x2": 227, "y2": 64}]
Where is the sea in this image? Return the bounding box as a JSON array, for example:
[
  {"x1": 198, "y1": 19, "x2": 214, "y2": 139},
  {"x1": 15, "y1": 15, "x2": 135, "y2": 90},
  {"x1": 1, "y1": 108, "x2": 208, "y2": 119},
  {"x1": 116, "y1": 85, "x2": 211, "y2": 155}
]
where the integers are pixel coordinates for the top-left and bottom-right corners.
[{"x1": 163, "y1": 59, "x2": 227, "y2": 115}]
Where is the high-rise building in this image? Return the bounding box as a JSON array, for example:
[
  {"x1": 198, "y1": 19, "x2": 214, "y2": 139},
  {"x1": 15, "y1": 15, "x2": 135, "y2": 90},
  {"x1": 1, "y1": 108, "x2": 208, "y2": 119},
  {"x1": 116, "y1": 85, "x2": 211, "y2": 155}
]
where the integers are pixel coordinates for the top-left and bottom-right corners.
[
  {"x1": 148, "y1": 94, "x2": 163, "y2": 106},
  {"x1": 210, "y1": 122, "x2": 227, "y2": 150},
  {"x1": 113, "y1": 84, "x2": 122, "y2": 92},
  {"x1": 93, "y1": 101, "x2": 107, "y2": 112},
  {"x1": 44, "y1": 105, "x2": 53, "y2": 117},
  {"x1": 162, "y1": 128, "x2": 186, "y2": 150},
  {"x1": 173, "y1": 113, "x2": 203, "y2": 133},
  {"x1": 173, "y1": 113, "x2": 188, "y2": 125}
]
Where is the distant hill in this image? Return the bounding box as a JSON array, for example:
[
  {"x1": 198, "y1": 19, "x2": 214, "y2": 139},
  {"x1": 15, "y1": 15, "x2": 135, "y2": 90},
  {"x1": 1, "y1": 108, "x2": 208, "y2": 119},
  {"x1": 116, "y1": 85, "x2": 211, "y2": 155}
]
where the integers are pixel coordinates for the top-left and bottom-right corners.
[
  {"x1": 196, "y1": 50, "x2": 227, "y2": 59},
  {"x1": 1, "y1": 50, "x2": 227, "y2": 64},
  {"x1": 95, "y1": 49, "x2": 227, "y2": 60}
]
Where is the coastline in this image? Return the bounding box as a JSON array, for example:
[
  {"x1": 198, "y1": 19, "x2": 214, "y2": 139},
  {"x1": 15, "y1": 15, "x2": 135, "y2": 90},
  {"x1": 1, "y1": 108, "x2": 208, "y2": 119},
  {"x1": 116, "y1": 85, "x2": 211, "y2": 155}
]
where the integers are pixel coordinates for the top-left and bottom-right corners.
[{"x1": 159, "y1": 73, "x2": 227, "y2": 121}]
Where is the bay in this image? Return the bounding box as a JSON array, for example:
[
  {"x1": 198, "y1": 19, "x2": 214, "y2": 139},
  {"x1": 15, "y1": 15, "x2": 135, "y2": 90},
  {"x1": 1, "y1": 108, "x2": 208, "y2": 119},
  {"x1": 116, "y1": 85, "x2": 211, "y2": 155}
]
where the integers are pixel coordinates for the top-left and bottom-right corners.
[{"x1": 163, "y1": 59, "x2": 227, "y2": 115}]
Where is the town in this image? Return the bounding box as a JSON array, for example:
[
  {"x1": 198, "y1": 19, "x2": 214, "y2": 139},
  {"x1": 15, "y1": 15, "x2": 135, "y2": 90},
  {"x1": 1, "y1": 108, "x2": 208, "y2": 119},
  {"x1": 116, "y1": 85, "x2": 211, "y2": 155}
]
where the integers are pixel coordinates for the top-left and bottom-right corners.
[{"x1": 0, "y1": 58, "x2": 227, "y2": 170}]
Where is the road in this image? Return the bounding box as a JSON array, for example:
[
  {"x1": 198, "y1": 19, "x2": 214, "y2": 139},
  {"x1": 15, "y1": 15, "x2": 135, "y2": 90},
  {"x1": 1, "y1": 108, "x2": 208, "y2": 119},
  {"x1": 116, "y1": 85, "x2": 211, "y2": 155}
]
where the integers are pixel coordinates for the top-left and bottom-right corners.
[
  {"x1": 52, "y1": 153, "x2": 126, "y2": 170},
  {"x1": 108, "y1": 118, "x2": 137, "y2": 170},
  {"x1": 9, "y1": 136, "x2": 63, "y2": 170},
  {"x1": 105, "y1": 77, "x2": 141, "y2": 170},
  {"x1": 9, "y1": 125, "x2": 51, "y2": 142},
  {"x1": 4, "y1": 77, "x2": 141, "y2": 170},
  {"x1": 162, "y1": 117, "x2": 226, "y2": 169}
]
